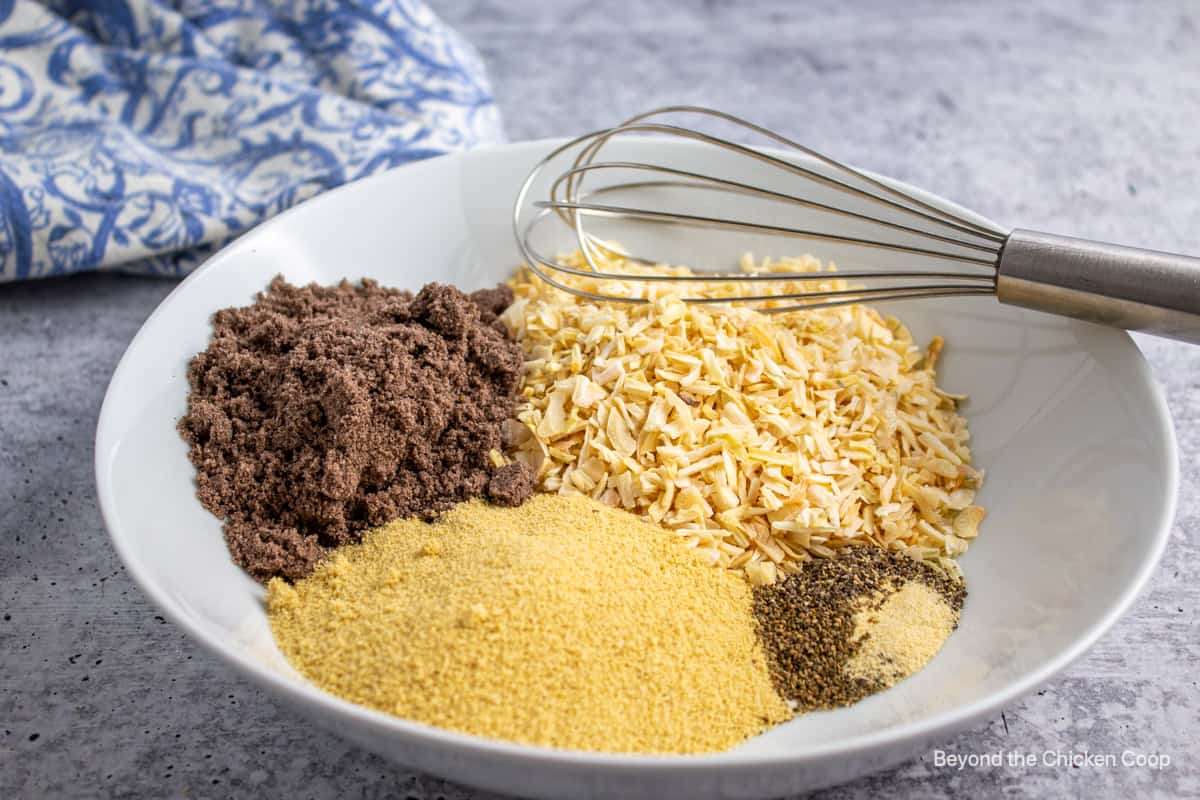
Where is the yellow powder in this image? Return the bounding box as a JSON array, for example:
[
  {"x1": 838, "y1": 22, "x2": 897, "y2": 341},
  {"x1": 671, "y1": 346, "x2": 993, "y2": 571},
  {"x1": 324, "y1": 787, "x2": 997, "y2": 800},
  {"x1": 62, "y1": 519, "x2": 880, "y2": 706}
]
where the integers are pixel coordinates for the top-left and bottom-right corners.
[
  {"x1": 845, "y1": 580, "x2": 956, "y2": 687},
  {"x1": 267, "y1": 494, "x2": 791, "y2": 754}
]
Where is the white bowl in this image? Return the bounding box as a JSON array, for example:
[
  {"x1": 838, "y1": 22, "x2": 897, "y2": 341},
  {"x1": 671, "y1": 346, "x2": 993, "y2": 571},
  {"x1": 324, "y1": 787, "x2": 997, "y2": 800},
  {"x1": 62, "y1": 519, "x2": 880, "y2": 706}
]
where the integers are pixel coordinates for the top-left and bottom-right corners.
[{"x1": 95, "y1": 139, "x2": 1178, "y2": 799}]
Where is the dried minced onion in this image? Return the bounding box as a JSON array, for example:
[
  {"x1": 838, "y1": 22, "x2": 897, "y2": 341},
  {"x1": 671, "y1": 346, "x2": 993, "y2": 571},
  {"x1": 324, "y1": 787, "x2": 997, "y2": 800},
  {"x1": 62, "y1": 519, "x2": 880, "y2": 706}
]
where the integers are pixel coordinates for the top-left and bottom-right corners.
[{"x1": 501, "y1": 250, "x2": 985, "y2": 581}]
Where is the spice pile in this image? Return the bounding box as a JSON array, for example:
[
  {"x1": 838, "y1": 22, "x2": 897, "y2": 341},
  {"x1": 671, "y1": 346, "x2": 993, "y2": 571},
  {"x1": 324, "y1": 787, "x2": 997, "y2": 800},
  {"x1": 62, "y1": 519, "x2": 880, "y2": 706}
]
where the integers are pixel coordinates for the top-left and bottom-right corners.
[
  {"x1": 266, "y1": 492, "x2": 966, "y2": 752},
  {"x1": 179, "y1": 277, "x2": 532, "y2": 581},
  {"x1": 752, "y1": 547, "x2": 965, "y2": 711},
  {"x1": 267, "y1": 494, "x2": 790, "y2": 754},
  {"x1": 500, "y1": 250, "x2": 985, "y2": 583},
  {"x1": 177, "y1": 256, "x2": 983, "y2": 756}
]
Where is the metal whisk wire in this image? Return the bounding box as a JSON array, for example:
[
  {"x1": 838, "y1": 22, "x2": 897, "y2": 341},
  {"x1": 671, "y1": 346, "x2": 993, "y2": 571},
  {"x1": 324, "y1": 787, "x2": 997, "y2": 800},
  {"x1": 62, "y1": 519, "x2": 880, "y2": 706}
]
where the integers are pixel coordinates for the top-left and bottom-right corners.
[
  {"x1": 513, "y1": 106, "x2": 1200, "y2": 343},
  {"x1": 513, "y1": 106, "x2": 1005, "y2": 313}
]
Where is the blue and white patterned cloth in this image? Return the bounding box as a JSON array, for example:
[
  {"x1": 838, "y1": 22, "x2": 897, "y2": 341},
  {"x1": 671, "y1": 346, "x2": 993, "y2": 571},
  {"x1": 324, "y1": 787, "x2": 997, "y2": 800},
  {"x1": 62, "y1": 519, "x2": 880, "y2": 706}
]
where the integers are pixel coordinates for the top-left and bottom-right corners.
[{"x1": 0, "y1": 0, "x2": 502, "y2": 281}]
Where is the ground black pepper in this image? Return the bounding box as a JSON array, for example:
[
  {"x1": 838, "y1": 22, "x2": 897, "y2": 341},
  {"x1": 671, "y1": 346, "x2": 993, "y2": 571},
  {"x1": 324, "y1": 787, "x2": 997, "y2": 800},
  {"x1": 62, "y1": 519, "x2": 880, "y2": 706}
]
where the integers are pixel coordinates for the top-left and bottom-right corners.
[{"x1": 752, "y1": 548, "x2": 965, "y2": 711}]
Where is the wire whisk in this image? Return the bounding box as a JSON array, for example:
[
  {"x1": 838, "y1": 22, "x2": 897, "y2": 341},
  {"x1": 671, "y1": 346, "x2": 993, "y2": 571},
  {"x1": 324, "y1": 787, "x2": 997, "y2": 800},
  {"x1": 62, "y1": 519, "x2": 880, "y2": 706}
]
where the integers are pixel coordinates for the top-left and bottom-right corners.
[{"x1": 513, "y1": 106, "x2": 1200, "y2": 343}]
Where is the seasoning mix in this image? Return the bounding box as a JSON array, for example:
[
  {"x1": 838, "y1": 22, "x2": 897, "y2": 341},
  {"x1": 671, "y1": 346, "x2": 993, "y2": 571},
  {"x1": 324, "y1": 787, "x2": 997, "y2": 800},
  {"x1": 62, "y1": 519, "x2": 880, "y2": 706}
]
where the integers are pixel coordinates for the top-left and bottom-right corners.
[
  {"x1": 752, "y1": 546, "x2": 965, "y2": 711},
  {"x1": 267, "y1": 494, "x2": 790, "y2": 754},
  {"x1": 179, "y1": 278, "x2": 531, "y2": 580},
  {"x1": 501, "y1": 250, "x2": 986, "y2": 581},
  {"x1": 180, "y1": 256, "x2": 984, "y2": 755}
]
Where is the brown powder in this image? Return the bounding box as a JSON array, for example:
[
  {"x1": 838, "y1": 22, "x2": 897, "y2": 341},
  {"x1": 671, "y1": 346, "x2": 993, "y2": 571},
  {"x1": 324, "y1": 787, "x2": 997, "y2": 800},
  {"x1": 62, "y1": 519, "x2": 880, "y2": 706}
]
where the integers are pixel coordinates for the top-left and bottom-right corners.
[
  {"x1": 179, "y1": 277, "x2": 533, "y2": 582},
  {"x1": 752, "y1": 547, "x2": 965, "y2": 711},
  {"x1": 266, "y1": 494, "x2": 791, "y2": 755}
]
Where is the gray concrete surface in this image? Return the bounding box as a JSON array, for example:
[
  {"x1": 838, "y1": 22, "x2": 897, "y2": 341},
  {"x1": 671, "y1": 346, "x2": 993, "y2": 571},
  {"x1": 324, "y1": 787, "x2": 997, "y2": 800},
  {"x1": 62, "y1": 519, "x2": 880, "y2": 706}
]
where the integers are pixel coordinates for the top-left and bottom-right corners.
[{"x1": 2, "y1": 1, "x2": 1198, "y2": 797}]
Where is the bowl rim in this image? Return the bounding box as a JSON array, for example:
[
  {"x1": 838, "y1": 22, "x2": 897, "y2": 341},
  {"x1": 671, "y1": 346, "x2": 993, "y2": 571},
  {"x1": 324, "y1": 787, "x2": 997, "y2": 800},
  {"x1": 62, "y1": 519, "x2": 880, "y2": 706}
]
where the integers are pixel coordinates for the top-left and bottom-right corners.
[{"x1": 95, "y1": 138, "x2": 1180, "y2": 772}]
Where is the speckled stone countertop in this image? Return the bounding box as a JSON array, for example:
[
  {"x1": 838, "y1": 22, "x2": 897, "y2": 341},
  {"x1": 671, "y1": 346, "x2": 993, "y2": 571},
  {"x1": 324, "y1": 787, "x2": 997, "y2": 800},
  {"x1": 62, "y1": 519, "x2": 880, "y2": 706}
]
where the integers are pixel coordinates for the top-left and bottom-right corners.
[{"x1": 2, "y1": 1, "x2": 1197, "y2": 797}]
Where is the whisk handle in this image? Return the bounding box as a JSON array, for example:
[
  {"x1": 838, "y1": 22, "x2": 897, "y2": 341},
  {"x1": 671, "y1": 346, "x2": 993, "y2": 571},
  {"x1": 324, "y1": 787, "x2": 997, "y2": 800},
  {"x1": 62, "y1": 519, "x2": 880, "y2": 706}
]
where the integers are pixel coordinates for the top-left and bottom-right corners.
[{"x1": 996, "y1": 228, "x2": 1200, "y2": 344}]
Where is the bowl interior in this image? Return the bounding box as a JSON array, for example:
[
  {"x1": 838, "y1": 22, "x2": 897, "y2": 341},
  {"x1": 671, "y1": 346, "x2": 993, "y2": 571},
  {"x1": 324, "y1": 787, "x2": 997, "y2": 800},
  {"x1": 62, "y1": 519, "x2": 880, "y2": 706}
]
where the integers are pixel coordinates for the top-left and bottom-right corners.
[{"x1": 96, "y1": 139, "x2": 1175, "y2": 789}]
